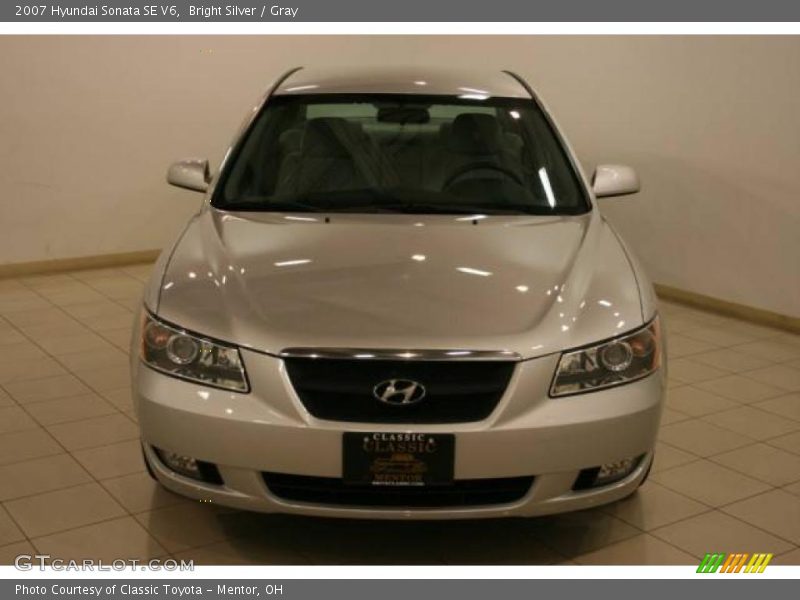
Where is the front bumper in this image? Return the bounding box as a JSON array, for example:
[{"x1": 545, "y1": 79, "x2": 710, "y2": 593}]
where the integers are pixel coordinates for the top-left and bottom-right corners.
[{"x1": 133, "y1": 347, "x2": 664, "y2": 519}]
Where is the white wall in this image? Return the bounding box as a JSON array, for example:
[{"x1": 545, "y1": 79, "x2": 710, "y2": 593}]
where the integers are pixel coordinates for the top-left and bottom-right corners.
[{"x1": 1, "y1": 36, "x2": 798, "y2": 316}]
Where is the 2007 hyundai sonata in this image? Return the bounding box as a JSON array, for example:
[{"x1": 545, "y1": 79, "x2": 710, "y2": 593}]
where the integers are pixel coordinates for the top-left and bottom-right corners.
[{"x1": 132, "y1": 66, "x2": 665, "y2": 519}]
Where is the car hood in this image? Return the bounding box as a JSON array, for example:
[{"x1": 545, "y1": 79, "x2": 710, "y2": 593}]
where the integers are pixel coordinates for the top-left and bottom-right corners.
[{"x1": 154, "y1": 209, "x2": 645, "y2": 359}]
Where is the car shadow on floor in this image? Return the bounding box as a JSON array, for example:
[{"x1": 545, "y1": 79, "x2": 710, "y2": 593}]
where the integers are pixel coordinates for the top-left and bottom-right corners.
[{"x1": 200, "y1": 504, "x2": 634, "y2": 565}]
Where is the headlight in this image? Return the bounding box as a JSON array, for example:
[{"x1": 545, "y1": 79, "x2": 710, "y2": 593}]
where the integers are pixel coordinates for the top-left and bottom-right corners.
[
  {"x1": 550, "y1": 317, "x2": 661, "y2": 397},
  {"x1": 140, "y1": 312, "x2": 249, "y2": 392}
]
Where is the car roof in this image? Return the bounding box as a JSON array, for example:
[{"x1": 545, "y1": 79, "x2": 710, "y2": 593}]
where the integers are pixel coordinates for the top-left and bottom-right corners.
[{"x1": 273, "y1": 66, "x2": 531, "y2": 99}]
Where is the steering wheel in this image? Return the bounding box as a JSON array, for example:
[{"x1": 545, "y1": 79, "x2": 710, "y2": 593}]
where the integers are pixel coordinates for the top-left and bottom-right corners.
[{"x1": 442, "y1": 161, "x2": 525, "y2": 190}]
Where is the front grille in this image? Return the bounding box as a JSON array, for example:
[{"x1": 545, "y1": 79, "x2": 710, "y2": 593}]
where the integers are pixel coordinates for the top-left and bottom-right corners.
[
  {"x1": 283, "y1": 358, "x2": 515, "y2": 423},
  {"x1": 263, "y1": 473, "x2": 534, "y2": 508}
]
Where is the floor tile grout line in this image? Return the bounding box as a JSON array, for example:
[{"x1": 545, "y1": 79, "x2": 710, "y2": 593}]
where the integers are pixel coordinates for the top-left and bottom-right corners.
[
  {"x1": 657, "y1": 422, "x2": 762, "y2": 455},
  {"x1": 693, "y1": 408, "x2": 800, "y2": 440},
  {"x1": 685, "y1": 375, "x2": 788, "y2": 401},
  {"x1": 1, "y1": 313, "x2": 138, "y2": 434},
  {"x1": 664, "y1": 384, "x2": 754, "y2": 410},
  {"x1": 24, "y1": 428, "x2": 141, "y2": 455},
  {"x1": 687, "y1": 358, "x2": 790, "y2": 376},
  {"x1": 692, "y1": 418, "x2": 800, "y2": 440},
  {"x1": 0, "y1": 446, "x2": 145, "y2": 494},
  {"x1": 575, "y1": 524, "x2": 710, "y2": 563},
  {"x1": 3, "y1": 302, "x2": 136, "y2": 420},
  {"x1": 10, "y1": 275, "x2": 136, "y2": 337},
  {"x1": 666, "y1": 308, "x2": 794, "y2": 335},
  {"x1": 10, "y1": 388, "x2": 120, "y2": 407},
  {"x1": 0, "y1": 317, "x2": 137, "y2": 520},
  {"x1": 714, "y1": 486, "x2": 797, "y2": 510},
  {"x1": 649, "y1": 489, "x2": 800, "y2": 552},
  {"x1": 0, "y1": 499, "x2": 35, "y2": 550},
  {"x1": 0, "y1": 293, "x2": 149, "y2": 541},
  {"x1": 742, "y1": 401, "x2": 800, "y2": 425},
  {"x1": 656, "y1": 424, "x2": 800, "y2": 467},
  {"x1": 24, "y1": 406, "x2": 124, "y2": 429},
  {"x1": 647, "y1": 455, "x2": 786, "y2": 512},
  {"x1": 63, "y1": 268, "x2": 147, "y2": 318},
  {"x1": 669, "y1": 332, "x2": 797, "y2": 360},
  {"x1": 692, "y1": 336, "x2": 800, "y2": 351},
  {"x1": 498, "y1": 528, "x2": 592, "y2": 564},
  {"x1": 26, "y1": 512, "x2": 150, "y2": 554},
  {"x1": 656, "y1": 426, "x2": 759, "y2": 463},
  {"x1": 644, "y1": 507, "x2": 774, "y2": 557},
  {"x1": 0, "y1": 476, "x2": 129, "y2": 506},
  {"x1": 674, "y1": 332, "x2": 800, "y2": 358},
  {"x1": 674, "y1": 331, "x2": 784, "y2": 349},
  {"x1": 651, "y1": 456, "x2": 705, "y2": 476},
  {"x1": 126, "y1": 507, "x2": 241, "y2": 558},
  {"x1": 655, "y1": 437, "x2": 790, "y2": 471},
  {"x1": 1, "y1": 384, "x2": 126, "y2": 416},
  {"x1": 1, "y1": 301, "x2": 87, "y2": 333},
  {"x1": 637, "y1": 479, "x2": 721, "y2": 512},
  {"x1": 653, "y1": 465, "x2": 779, "y2": 504},
  {"x1": 0, "y1": 415, "x2": 124, "y2": 494},
  {"x1": 774, "y1": 545, "x2": 800, "y2": 558},
  {"x1": 654, "y1": 439, "x2": 780, "y2": 490},
  {"x1": 763, "y1": 438, "x2": 800, "y2": 457},
  {"x1": 597, "y1": 481, "x2": 719, "y2": 534},
  {"x1": 704, "y1": 455, "x2": 800, "y2": 487},
  {"x1": 4, "y1": 469, "x2": 148, "y2": 552}
]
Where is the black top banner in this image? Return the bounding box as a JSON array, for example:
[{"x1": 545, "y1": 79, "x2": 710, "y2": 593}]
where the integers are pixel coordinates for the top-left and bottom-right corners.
[{"x1": 5, "y1": 0, "x2": 800, "y2": 22}]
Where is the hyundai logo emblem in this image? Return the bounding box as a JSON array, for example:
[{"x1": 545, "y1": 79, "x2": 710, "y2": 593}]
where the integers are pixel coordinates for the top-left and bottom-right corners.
[{"x1": 372, "y1": 379, "x2": 427, "y2": 406}]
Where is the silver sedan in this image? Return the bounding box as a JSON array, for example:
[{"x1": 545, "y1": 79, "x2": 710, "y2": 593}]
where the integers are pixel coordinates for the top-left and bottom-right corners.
[{"x1": 132, "y1": 66, "x2": 665, "y2": 519}]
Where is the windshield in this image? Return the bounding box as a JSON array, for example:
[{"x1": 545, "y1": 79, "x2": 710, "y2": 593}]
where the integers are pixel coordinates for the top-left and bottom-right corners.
[{"x1": 213, "y1": 94, "x2": 590, "y2": 215}]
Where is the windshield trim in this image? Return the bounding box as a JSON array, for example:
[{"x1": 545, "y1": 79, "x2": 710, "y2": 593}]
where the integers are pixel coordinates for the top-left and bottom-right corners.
[
  {"x1": 210, "y1": 92, "x2": 592, "y2": 216},
  {"x1": 504, "y1": 70, "x2": 594, "y2": 211}
]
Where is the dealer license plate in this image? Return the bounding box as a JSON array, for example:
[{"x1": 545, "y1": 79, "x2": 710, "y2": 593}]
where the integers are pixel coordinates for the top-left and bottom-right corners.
[{"x1": 343, "y1": 432, "x2": 455, "y2": 486}]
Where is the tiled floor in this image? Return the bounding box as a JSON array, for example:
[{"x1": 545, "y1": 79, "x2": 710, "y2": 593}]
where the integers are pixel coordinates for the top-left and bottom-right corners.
[{"x1": 0, "y1": 264, "x2": 799, "y2": 565}]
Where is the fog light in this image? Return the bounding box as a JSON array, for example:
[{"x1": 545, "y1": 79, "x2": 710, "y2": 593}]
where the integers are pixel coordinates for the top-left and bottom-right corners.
[
  {"x1": 572, "y1": 455, "x2": 642, "y2": 490},
  {"x1": 156, "y1": 448, "x2": 201, "y2": 478},
  {"x1": 596, "y1": 457, "x2": 637, "y2": 485},
  {"x1": 153, "y1": 447, "x2": 223, "y2": 484}
]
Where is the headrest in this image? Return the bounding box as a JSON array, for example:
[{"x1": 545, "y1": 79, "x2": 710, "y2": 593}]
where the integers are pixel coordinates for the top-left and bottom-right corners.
[
  {"x1": 301, "y1": 117, "x2": 363, "y2": 158},
  {"x1": 278, "y1": 128, "x2": 303, "y2": 154},
  {"x1": 447, "y1": 113, "x2": 503, "y2": 155}
]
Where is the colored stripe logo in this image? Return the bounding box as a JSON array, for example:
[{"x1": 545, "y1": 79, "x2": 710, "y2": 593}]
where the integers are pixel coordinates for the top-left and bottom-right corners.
[{"x1": 697, "y1": 553, "x2": 773, "y2": 573}]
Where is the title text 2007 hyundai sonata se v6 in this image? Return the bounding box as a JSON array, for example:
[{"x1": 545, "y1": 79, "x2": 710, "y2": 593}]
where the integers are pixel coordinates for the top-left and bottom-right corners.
[{"x1": 132, "y1": 66, "x2": 665, "y2": 519}]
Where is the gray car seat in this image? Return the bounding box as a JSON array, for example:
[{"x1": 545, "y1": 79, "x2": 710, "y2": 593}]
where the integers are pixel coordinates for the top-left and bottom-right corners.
[
  {"x1": 438, "y1": 113, "x2": 523, "y2": 189},
  {"x1": 278, "y1": 117, "x2": 398, "y2": 196}
]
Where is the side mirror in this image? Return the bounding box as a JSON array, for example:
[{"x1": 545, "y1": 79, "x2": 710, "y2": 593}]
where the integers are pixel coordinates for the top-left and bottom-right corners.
[
  {"x1": 592, "y1": 164, "x2": 640, "y2": 198},
  {"x1": 167, "y1": 158, "x2": 210, "y2": 192}
]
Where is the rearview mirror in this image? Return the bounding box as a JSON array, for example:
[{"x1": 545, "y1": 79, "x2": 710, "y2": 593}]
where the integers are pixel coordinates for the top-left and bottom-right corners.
[
  {"x1": 167, "y1": 158, "x2": 210, "y2": 192},
  {"x1": 592, "y1": 164, "x2": 640, "y2": 198}
]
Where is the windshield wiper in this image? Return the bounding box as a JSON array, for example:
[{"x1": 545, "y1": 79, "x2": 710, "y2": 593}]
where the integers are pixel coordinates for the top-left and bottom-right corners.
[
  {"x1": 219, "y1": 196, "x2": 551, "y2": 216},
  {"x1": 221, "y1": 191, "x2": 403, "y2": 213},
  {"x1": 220, "y1": 200, "x2": 324, "y2": 213},
  {"x1": 373, "y1": 202, "x2": 541, "y2": 215}
]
